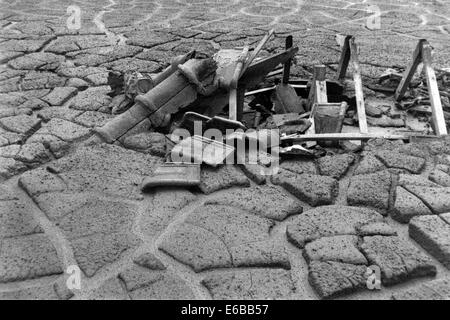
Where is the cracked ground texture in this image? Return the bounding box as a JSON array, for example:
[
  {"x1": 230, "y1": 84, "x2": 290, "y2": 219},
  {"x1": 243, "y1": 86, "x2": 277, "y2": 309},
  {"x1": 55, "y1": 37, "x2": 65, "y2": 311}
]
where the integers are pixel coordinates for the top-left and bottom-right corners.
[{"x1": 1, "y1": 0, "x2": 450, "y2": 300}]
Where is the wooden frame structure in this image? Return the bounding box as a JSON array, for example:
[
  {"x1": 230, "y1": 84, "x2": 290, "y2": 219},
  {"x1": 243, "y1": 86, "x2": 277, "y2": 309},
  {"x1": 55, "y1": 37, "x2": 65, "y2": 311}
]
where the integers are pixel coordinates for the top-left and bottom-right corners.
[
  {"x1": 286, "y1": 36, "x2": 372, "y2": 143},
  {"x1": 283, "y1": 36, "x2": 448, "y2": 144},
  {"x1": 395, "y1": 39, "x2": 447, "y2": 136},
  {"x1": 336, "y1": 35, "x2": 368, "y2": 134}
]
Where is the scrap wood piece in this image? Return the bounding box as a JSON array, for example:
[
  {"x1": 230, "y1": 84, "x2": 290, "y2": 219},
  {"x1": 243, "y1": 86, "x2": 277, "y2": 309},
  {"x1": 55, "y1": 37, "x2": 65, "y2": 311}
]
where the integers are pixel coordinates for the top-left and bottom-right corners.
[
  {"x1": 395, "y1": 39, "x2": 426, "y2": 101},
  {"x1": 349, "y1": 37, "x2": 368, "y2": 134},
  {"x1": 422, "y1": 42, "x2": 448, "y2": 136}
]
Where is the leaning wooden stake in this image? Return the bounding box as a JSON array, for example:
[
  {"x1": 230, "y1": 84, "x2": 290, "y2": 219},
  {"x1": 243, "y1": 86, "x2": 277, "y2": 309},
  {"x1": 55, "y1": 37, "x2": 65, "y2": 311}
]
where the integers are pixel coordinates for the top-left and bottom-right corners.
[
  {"x1": 336, "y1": 35, "x2": 352, "y2": 80},
  {"x1": 349, "y1": 37, "x2": 368, "y2": 134},
  {"x1": 395, "y1": 39, "x2": 426, "y2": 101},
  {"x1": 422, "y1": 42, "x2": 448, "y2": 136}
]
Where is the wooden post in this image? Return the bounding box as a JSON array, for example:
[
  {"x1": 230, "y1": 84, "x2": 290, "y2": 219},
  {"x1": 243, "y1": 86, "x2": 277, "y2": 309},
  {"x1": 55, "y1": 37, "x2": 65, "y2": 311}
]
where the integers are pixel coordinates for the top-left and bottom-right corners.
[
  {"x1": 337, "y1": 35, "x2": 352, "y2": 80},
  {"x1": 306, "y1": 65, "x2": 328, "y2": 135},
  {"x1": 422, "y1": 41, "x2": 448, "y2": 136},
  {"x1": 282, "y1": 35, "x2": 293, "y2": 84},
  {"x1": 236, "y1": 87, "x2": 246, "y2": 122},
  {"x1": 395, "y1": 39, "x2": 426, "y2": 101},
  {"x1": 349, "y1": 37, "x2": 368, "y2": 134},
  {"x1": 307, "y1": 65, "x2": 327, "y2": 111}
]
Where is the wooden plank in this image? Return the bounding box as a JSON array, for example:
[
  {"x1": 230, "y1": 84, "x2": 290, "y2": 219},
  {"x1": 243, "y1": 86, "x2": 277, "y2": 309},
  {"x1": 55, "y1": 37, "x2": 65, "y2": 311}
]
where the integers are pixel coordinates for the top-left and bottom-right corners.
[
  {"x1": 349, "y1": 37, "x2": 368, "y2": 134},
  {"x1": 281, "y1": 132, "x2": 410, "y2": 142},
  {"x1": 337, "y1": 35, "x2": 352, "y2": 80},
  {"x1": 395, "y1": 39, "x2": 425, "y2": 101},
  {"x1": 422, "y1": 41, "x2": 448, "y2": 136}
]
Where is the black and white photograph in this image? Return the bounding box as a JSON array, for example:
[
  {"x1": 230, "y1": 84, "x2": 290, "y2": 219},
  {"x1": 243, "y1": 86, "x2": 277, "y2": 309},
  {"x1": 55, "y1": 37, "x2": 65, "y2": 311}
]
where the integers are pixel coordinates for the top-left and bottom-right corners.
[{"x1": 0, "y1": 0, "x2": 449, "y2": 306}]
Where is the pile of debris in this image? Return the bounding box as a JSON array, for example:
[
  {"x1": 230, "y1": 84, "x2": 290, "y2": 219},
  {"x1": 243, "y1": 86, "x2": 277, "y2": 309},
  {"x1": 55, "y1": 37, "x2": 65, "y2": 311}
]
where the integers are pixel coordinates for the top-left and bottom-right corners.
[{"x1": 85, "y1": 31, "x2": 449, "y2": 189}]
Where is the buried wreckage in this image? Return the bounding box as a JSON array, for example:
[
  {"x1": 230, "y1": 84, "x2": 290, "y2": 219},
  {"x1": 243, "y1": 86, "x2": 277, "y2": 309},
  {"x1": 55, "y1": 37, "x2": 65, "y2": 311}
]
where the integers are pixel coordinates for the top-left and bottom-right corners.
[{"x1": 86, "y1": 30, "x2": 449, "y2": 188}]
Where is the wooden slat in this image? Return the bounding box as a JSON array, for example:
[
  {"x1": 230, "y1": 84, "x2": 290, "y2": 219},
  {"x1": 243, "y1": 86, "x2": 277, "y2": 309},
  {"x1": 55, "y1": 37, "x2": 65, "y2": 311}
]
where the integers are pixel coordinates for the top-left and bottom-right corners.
[
  {"x1": 281, "y1": 132, "x2": 409, "y2": 142},
  {"x1": 422, "y1": 41, "x2": 448, "y2": 136},
  {"x1": 337, "y1": 35, "x2": 352, "y2": 80},
  {"x1": 349, "y1": 37, "x2": 368, "y2": 134},
  {"x1": 395, "y1": 39, "x2": 426, "y2": 101}
]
